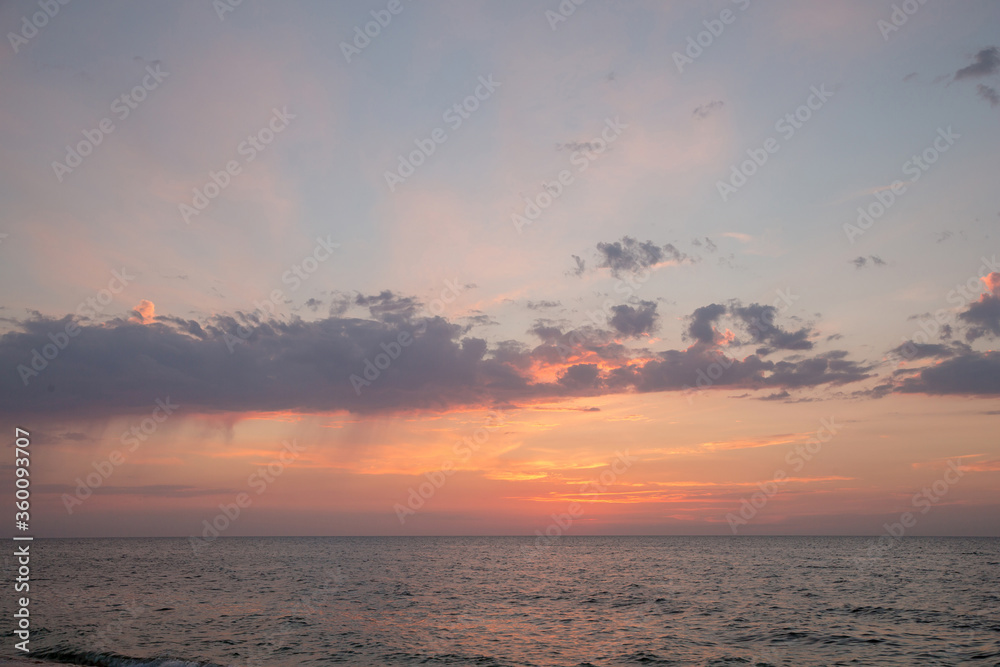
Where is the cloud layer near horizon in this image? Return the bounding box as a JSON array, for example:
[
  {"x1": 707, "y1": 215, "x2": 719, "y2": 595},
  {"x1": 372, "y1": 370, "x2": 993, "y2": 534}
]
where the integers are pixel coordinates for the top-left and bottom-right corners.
[{"x1": 2, "y1": 292, "x2": 879, "y2": 417}]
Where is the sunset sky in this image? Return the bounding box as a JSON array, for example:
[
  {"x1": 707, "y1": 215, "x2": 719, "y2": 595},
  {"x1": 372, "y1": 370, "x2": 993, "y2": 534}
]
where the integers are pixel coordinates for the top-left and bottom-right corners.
[{"x1": 1, "y1": 0, "x2": 998, "y2": 537}]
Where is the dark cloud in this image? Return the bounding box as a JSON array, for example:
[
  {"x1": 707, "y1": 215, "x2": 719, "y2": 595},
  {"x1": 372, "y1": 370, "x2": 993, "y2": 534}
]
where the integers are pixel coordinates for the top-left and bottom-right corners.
[
  {"x1": 526, "y1": 300, "x2": 561, "y2": 310},
  {"x1": 851, "y1": 255, "x2": 886, "y2": 269},
  {"x1": 693, "y1": 100, "x2": 724, "y2": 119},
  {"x1": 759, "y1": 391, "x2": 790, "y2": 401},
  {"x1": 687, "y1": 304, "x2": 727, "y2": 344},
  {"x1": 304, "y1": 298, "x2": 322, "y2": 312},
  {"x1": 663, "y1": 243, "x2": 690, "y2": 264},
  {"x1": 558, "y1": 364, "x2": 601, "y2": 390},
  {"x1": 889, "y1": 342, "x2": 957, "y2": 361},
  {"x1": 763, "y1": 351, "x2": 873, "y2": 388},
  {"x1": 896, "y1": 351, "x2": 1000, "y2": 395},
  {"x1": 0, "y1": 297, "x2": 873, "y2": 417},
  {"x1": 354, "y1": 290, "x2": 421, "y2": 323},
  {"x1": 954, "y1": 46, "x2": 999, "y2": 80},
  {"x1": 957, "y1": 273, "x2": 1000, "y2": 341},
  {"x1": 595, "y1": 236, "x2": 665, "y2": 278},
  {"x1": 729, "y1": 303, "x2": 814, "y2": 351},
  {"x1": 569, "y1": 255, "x2": 586, "y2": 277},
  {"x1": 978, "y1": 84, "x2": 1000, "y2": 107},
  {"x1": 608, "y1": 301, "x2": 659, "y2": 337}
]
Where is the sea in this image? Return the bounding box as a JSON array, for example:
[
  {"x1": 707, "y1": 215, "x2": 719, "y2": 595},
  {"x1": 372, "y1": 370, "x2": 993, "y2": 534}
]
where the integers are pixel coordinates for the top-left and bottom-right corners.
[{"x1": 1, "y1": 536, "x2": 997, "y2": 666}]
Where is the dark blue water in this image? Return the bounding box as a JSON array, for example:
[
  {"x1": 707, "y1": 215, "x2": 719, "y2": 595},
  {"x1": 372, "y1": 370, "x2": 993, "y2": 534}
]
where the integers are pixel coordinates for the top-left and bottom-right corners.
[{"x1": 2, "y1": 536, "x2": 998, "y2": 666}]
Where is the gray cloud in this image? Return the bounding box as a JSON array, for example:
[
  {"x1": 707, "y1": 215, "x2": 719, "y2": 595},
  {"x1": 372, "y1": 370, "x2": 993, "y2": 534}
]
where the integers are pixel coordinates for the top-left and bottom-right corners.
[
  {"x1": 851, "y1": 255, "x2": 886, "y2": 269},
  {"x1": 693, "y1": 100, "x2": 724, "y2": 119},
  {"x1": 978, "y1": 84, "x2": 1000, "y2": 107},
  {"x1": 954, "y1": 46, "x2": 999, "y2": 80},
  {"x1": 608, "y1": 301, "x2": 659, "y2": 337},
  {"x1": 730, "y1": 302, "x2": 814, "y2": 352},
  {"x1": 595, "y1": 236, "x2": 665, "y2": 278},
  {"x1": 0, "y1": 297, "x2": 873, "y2": 418},
  {"x1": 896, "y1": 351, "x2": 1000, "y2": 395},
  {"x1": 959, "y1": 301, "x2": 1000, "y2": 341},
  {"x1": 687, "y1": 304, "x2": 727, "y2": 344}
]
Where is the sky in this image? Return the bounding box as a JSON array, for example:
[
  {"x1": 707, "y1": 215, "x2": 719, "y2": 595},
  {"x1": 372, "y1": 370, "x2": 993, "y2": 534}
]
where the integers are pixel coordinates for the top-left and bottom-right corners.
[{"x1": 0, "y1": 0, "x2": 998, "y2": 538}]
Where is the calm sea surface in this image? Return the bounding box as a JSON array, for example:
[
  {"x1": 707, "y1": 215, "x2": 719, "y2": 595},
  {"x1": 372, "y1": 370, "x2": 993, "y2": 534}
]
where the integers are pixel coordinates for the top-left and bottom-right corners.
[{"x1": 2, "y1": 536, "x2": 998, "y2": 666}]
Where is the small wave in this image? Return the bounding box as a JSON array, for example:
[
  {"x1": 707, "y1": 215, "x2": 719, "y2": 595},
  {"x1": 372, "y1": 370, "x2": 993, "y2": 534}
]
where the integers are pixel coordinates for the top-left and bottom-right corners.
[{"x1": 34, "y1": 647, "x2": 225, "y2": 667}]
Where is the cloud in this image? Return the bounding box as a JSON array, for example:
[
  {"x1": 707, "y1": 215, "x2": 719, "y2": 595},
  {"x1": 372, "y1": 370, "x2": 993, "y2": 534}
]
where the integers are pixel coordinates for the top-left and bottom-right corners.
[
  {"x1": 692, "y1": 100, "x2": 724, "y2": 119},
  {"x1": 304, "y1": 298, "x2": 322, "y2": 312},
  {"x1": 896, "y1": 351, "x2": 1000, "y2": 395},
  {"x1": 526, "y1": 300, "x2": 561, "y2": 310},
  {"x1": 465, "y1": 313, "x2": 499, "y2": 327},
  {"x1": 0, "y1": 297, "x2": 872, "y2": 418},
  {"x1": 556, "y1": 141, "x2": 603, "y2": 152},
  {"x1": 662, "y1": 243, "x2": 690, "y2": 264},
  {"x1": 729, "y1": 302, "x2": 814, "y2": 352},
  {"x1": 954, "y1": 46, "x2": 999, "y2": 81},
  {"x1": 595, "y1": 236, "x2": 668, "y2": 278},
  {"x1": 889, "y1": 342, "x2": 959, "y2": 360},
  {"x1": 687, "y1": 304, "x2": 727, "y2": 344},
  {"x1": 958, "y1": 273, "x2": 1000, "y2": 341},
  {"x1": 328, "y1": 292, "x2": 352, "y2": 316},
  {"x1": 978, "y1": 84, "x2": 1000, "y2": 107},
  {"x1": 851, "y1": 255, "x2": 886, "y2": 269},
  {"x1": 129, "y1": 300, "x2": 155, "y2": 324},
  {"x1": 354, "y1": 290, "x2": 421, "y2": 323},
  {"x1": 608, "y1": 301, "x2": 659, "y2": 337},
  {"x1": 557, "y1": 363, "x2": 602, "y2": 390}
]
